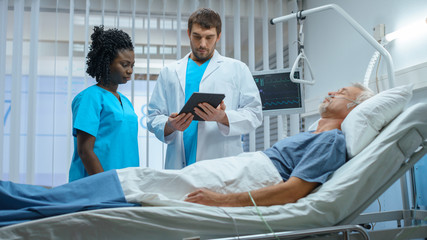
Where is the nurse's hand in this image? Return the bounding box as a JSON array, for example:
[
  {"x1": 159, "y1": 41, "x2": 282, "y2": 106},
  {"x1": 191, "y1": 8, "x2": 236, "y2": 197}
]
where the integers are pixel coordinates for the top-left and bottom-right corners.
[
  {"x1": 164, "y1": 112, "x2": 194, "y2": 136},
  {"x1": 194, "y1": 101, "x2": 229, "y2": 126}
]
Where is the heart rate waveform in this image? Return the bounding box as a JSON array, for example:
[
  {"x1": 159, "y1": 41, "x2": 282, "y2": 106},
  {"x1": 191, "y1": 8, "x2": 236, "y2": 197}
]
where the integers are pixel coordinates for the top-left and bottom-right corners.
[{"x1": 264, "y1": 99, "x2": 301, "y2": 107}]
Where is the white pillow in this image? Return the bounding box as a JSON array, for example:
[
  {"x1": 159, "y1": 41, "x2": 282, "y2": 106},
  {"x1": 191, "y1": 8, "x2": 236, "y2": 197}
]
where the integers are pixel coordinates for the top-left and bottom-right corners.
[
  {"x1": 307, "y1": 119, "x2": 319, "y2": 132},
  {"x1": 342, "y1": 84, "x2": 413, "y2": 158}
]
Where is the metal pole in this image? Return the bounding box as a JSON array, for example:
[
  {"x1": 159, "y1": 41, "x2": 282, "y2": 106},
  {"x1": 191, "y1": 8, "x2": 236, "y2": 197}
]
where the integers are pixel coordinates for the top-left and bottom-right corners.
[{"x1": 270, "y1": 4, "x2": 395, "y2": 88}]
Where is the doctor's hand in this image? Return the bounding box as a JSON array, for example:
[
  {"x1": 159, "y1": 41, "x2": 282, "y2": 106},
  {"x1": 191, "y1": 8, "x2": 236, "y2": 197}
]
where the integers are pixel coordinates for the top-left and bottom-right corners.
[
  {"x1": 194, "y1": 101, "x2": 229, "y2": 126},
  {"x1": 185, "y1": 188, "x2": 234, "y2": 207},
  {"x1": 164, "y1": 113, "x2": 194, "y2": 136}
]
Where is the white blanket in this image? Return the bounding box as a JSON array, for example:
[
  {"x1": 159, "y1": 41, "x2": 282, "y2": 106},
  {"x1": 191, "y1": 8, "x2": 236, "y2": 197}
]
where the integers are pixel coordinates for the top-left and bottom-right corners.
[{"x1": 117, "y1": 151, "x2": 283, "y2": 206}]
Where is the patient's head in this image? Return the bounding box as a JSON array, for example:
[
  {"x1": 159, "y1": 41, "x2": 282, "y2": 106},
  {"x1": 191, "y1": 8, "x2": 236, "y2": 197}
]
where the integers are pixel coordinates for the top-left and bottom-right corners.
[{"x1": 319, "y1": 83, "x2": 374, "y2": 120}]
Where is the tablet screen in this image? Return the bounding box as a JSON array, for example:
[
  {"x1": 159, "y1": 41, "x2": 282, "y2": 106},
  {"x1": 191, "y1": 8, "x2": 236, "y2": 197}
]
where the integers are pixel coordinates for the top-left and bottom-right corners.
[{"x1": 179, "y1": 92, "x2": 225, "y2": 121}]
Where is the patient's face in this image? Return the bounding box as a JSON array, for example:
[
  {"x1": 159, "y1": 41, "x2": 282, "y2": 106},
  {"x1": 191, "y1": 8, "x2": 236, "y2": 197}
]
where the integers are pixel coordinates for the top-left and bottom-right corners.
[{"x1": 319, "y1": 86, "x2": 362, "y2": 119}]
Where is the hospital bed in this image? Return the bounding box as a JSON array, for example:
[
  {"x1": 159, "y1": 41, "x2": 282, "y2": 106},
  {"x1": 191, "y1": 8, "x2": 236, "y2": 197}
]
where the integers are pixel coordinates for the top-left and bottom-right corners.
[{"x1": 0, "y1": 87, "x2": 426, "y2": 240}]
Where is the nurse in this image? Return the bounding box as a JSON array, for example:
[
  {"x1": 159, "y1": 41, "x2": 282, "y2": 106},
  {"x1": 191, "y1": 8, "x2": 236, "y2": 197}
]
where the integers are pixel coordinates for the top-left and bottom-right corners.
[
  {"x1": 69, "y1": 26, "x2": 139, "y2": 181},
  {"x1": 147, "y1": 8, "x2": 263, "y2": 169}
]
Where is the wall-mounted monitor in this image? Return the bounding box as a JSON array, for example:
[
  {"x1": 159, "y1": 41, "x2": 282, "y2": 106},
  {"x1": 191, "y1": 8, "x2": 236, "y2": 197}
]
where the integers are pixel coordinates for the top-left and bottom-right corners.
[{"x1": 252, "y1": 69, "x2": 304, "y2": 115}]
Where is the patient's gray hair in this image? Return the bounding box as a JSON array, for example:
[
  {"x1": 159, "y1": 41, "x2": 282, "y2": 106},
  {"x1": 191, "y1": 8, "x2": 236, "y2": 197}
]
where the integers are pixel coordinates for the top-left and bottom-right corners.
[{"x1": 347, "y1": 82, "x2": 375, "y2": 108}]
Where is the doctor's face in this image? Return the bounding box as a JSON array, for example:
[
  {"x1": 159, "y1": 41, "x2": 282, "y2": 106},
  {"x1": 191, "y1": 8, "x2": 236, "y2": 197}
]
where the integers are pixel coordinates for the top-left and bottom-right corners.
[
  {"x1": 188, "y1": 23, "x2": 221, "y2": 64},
  {"x1": 108, "y1": 49, "x2": 135, "y2": 85},
  {"x1": 319, "y1": 86, "x2": 362, "y2": 119}
]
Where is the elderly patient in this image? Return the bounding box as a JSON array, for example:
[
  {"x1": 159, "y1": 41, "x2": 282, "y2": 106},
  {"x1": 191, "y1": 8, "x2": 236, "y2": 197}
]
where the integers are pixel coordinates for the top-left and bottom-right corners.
[
  {"x1": 183, "y1": 83, "x2": 374, "y2": 207},
  {"x1": 0, "y1": 83, "x2": 374, "y2": 226}
]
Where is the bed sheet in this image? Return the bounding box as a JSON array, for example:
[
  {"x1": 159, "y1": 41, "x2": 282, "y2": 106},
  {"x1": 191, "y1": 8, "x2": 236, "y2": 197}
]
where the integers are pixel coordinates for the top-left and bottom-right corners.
[{"x1": 1, "y1": 103, "x2": 426, "y2": 240}]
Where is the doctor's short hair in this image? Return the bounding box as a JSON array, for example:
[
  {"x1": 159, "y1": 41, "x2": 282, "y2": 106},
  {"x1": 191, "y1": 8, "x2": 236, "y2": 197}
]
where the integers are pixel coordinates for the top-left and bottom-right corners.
[
  {"x1": 348, "y1": 82, "x2": 375, "y2": 108},
  {"x1": 188, "y1": 8, "x2": 222, "y2": 36},
  {"x1": 86, "y1": 25, "x2": 134, "y2": 85}
]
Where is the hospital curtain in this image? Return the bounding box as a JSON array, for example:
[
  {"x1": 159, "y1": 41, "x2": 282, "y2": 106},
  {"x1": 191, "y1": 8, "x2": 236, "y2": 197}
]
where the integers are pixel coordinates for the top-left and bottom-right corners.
[
  {"x1": 0, "y1": 0, "x2": 8, "y2": 180},
  {"x1": 1, "y1": 0, "x2": 290, "y2": 186}
]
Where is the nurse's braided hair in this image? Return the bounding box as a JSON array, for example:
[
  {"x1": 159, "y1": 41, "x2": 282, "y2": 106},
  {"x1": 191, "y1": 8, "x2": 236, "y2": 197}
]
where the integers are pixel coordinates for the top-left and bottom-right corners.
[{"x1": 86, "y1": 25, "x2": 134, "y2": 85}]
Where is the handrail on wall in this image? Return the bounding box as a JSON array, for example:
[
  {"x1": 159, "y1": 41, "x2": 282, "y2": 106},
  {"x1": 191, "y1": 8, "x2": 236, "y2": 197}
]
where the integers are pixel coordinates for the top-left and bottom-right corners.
[{"x1": 270, "y1": 4, "x2": 395, "y2": 88}]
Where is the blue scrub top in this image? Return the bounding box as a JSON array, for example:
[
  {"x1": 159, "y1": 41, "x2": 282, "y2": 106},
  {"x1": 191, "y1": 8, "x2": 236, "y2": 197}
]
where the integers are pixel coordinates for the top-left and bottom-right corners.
[
  {"x1": 69, "y1": 85, "x2": 139, "y2": 182},
  {"x1": 184, "y1": 58, "x2": 210, "y2": 166}
]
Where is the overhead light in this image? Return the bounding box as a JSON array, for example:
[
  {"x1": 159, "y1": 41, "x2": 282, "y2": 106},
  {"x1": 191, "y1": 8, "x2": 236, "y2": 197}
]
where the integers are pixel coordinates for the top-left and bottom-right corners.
[
  {"x1": 385, "y1": 17, "x2": 427, "y2": 42},
  {"x1": 365, "y1": 17, "x2": 426, "y2": 86}
]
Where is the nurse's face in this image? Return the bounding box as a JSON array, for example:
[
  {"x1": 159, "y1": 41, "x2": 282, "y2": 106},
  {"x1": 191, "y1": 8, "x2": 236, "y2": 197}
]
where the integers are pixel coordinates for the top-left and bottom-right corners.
[
  {"x1": 188, "y1": 23, "x2": 221, "y2": 64},
  {"x1": 109, "y1": 49, "x2": 135, "y2": 85}
]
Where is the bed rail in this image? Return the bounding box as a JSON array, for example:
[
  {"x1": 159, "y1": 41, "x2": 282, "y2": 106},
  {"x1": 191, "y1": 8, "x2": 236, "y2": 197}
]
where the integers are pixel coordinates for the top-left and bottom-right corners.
[
  {"x1": 209, "y1": 224, "x2": 370, "y2": 240},
  {"x1": 338, "y1": 139, "x2": 427, "y2": 225}
]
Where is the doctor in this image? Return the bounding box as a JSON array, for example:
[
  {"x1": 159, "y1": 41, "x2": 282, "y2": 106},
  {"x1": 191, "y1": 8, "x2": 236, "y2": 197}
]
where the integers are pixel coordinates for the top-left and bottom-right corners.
[{"x1": 147, "y1": 8, "x2": 262, "y2": 169}]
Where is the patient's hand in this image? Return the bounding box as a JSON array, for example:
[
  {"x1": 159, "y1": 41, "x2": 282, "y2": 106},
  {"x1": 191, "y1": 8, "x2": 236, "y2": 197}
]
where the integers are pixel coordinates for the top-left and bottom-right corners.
[
  {"x1": 185, "y1": 177, "x2": 319, "y2": 207},
  {"x1": 185, "y1": 189, "x2": 231, "y2": 207}
]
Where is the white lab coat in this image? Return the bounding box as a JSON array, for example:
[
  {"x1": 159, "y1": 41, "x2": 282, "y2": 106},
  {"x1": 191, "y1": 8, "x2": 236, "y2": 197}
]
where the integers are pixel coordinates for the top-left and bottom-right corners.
[{"x1": 147, "y1": 50, "x2": 263, "y2": 169}]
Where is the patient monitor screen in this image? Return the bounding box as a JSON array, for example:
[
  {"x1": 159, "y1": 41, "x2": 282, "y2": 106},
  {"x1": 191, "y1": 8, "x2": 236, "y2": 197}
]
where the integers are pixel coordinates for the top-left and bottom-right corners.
[{"x1": 253, "y1": 70, "x2": 304, "y2": 115}]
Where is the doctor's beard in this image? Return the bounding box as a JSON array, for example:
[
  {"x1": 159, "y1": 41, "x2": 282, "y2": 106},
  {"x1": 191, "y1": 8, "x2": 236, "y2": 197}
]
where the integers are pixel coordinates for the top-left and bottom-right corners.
[{"x1": 190, "y1": 41, "x2": 217, "y2": 63}]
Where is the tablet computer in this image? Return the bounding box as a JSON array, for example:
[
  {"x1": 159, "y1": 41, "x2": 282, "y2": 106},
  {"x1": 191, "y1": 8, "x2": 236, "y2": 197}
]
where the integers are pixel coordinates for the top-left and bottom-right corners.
[{"x1": 179, "y1": 92, "x2": 225, "y2": 121}]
